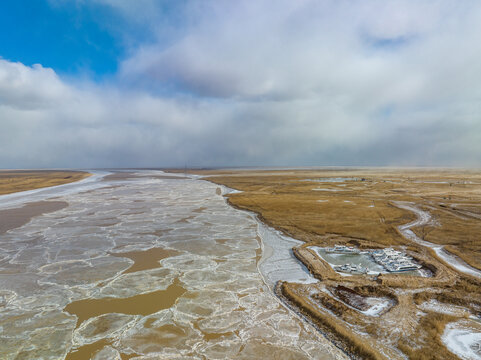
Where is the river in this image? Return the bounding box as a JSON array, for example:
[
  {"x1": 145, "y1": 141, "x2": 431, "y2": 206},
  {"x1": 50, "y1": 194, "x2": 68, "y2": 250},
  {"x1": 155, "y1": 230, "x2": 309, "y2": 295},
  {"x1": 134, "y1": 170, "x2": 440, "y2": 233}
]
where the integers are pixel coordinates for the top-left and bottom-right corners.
[{"x1": 0, "y1": 170, "x2": 345, "y2": 360}]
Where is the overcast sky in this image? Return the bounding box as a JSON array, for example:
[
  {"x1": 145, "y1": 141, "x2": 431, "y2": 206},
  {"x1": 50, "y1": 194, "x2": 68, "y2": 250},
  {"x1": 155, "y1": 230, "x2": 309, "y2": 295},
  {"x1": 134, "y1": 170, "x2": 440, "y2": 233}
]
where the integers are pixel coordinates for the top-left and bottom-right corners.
[{"x1": 1, "y1": 0, "x2": 481, "y2": 168}]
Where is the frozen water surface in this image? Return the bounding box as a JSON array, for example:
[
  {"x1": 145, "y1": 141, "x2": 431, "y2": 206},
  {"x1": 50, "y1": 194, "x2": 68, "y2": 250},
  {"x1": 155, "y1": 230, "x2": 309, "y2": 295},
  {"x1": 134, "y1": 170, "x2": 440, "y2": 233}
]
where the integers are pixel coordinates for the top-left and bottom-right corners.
[
  {"x1": 303, "y1": 177, "x2": 360, "y2": 183},
  {"x1": 442, "y1": 320, "x2": 481, "y2": 360},
  {"x1": 0, "y1": 171, "x2": 346, "y2": 360},
  {"x1": 310, "y1": 247, "x2": 427, "y2": 277},
  {"x1": 257, "y1": 221, "x2": 318, "y2": 288},
  {"x1": 394, "y1": 201, "x2": 481, "y2": 279}
]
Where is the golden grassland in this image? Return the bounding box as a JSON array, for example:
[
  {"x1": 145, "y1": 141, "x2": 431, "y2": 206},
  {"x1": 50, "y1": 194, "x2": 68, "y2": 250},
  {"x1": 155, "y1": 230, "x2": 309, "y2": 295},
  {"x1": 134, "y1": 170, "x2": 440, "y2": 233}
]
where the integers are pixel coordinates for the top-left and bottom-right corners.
[
  {"x1": 0, "y1": 170, "x2": 90, "y2": 195},
  {"x1": 197, "y1": 168, "x2": 481, "y2": 359},
  {"x1": 412, "y1": 204, "x2": 481, "y2": 270}
]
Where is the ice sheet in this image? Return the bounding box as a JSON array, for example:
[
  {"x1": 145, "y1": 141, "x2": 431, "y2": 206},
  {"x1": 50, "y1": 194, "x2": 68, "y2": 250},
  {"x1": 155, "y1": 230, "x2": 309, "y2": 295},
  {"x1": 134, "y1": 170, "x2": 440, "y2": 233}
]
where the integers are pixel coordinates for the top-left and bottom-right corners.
[{"x1": 256, "y1": 221, "x2": 318, "y2": 288}]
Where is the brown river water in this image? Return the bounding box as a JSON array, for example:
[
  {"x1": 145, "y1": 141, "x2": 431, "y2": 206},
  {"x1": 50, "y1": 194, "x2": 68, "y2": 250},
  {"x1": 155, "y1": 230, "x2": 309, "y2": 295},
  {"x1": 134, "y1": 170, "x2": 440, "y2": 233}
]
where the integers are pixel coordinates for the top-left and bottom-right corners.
[{"x1": 0, "y1": 171, "x2": 346, "y2": 359}]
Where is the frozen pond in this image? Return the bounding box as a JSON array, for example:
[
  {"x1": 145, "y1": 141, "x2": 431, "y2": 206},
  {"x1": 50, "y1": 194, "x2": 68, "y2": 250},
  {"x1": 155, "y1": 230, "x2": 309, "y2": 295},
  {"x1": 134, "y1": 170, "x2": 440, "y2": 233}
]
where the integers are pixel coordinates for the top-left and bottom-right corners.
[
  {"x1": 0, "y1": 171, "x2": 346, "y2": 360},
  {"x1": 303, "y1": 178, "x2": 360, "y2": 183},
  {"x1": 442, "y1": 320, "x2": 481, "y2": 360},
  {"x1": 310, "y1": 247, "x2": 384, "y2": 275},
  {"x1": 310, "y1": 247, "x2": 424, "y2": 276}
]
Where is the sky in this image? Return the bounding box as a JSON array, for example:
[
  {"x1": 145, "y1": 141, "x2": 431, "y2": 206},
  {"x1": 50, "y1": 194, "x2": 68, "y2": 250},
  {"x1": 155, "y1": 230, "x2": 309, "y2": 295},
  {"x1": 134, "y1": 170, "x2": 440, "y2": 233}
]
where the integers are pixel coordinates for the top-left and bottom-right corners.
[{"x1": 1, "y1": 0, "x2": 481, "y2": 168}]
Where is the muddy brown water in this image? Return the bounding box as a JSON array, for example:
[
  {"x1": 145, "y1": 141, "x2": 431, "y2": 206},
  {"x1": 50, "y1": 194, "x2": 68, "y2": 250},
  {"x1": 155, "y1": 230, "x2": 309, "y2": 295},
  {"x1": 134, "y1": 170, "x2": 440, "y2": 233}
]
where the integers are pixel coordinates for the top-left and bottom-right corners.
[
  {"x1": 0, "y1": 201, "x2": 68, "y2": 234},
  {"x1": 110, "y1": 247, "x2": 179, "y2": 274},
  {"x1": 65, "y1": 279, "x2": 186, "y2": 328}
]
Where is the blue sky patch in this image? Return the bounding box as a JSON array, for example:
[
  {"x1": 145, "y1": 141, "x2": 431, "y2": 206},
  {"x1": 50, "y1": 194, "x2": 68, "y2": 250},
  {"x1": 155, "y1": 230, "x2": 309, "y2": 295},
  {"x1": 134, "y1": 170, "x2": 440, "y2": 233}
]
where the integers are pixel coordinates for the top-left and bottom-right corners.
[{"x1": 0, "y1": 0, "x2": 123, "y2": 78}]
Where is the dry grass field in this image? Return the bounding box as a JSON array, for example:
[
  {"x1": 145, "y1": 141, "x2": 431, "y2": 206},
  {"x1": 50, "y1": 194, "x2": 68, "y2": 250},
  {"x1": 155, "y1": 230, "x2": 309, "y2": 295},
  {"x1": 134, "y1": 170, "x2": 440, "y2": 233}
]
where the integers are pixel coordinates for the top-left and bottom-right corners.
[
  {"x1": 0, "y1": 170, "x2": 90, "y2": 195},
  {"x1": 199, "y1": 168, "x2": 481, "y2": 359}
]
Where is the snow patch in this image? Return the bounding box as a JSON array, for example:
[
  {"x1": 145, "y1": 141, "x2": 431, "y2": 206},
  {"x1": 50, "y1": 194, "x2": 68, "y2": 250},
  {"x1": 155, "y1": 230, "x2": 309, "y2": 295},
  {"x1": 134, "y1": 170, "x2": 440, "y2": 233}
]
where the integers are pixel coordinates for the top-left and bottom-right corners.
[
  {"x1": 361, "y1": 299, "x2": 392, "y2": 316},
  {"x1": 312, "y1": 188, "x2": 346, "y2": 192},
  {"x1": 442, "y1": 321, "x2": 481, "y2": 360},
  {"x1": 420, "y1": 300, "x2": 470, "y2": 317}
]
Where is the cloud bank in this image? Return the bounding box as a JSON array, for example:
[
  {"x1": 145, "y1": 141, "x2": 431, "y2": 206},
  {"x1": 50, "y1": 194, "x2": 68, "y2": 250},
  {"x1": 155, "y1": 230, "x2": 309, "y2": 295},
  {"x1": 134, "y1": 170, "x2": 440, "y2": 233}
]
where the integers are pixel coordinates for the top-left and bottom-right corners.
[{"x1": 2, "y1": 0, "x2": 481, "y2": 168}]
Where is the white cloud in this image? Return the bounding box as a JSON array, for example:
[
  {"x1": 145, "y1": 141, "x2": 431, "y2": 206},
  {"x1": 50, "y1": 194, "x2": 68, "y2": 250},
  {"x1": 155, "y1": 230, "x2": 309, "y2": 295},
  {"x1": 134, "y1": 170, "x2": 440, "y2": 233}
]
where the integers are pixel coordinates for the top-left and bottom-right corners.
[
  {"x1": 0, "y1": 60, "x2": 222, "y2": 167},
  {"x1": 0, "y1": 61, "x2": 71, "y2": 110},
  {"x1": 2, "y1": 1, "x2": 481, "y2": 168}
]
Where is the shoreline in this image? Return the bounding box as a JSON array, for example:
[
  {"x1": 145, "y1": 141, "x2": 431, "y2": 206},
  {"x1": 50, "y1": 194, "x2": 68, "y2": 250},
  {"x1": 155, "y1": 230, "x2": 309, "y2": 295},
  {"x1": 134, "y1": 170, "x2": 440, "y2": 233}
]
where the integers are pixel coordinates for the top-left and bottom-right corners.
[
  {"x1": 0, "y1": 170, "x2": 91, "y2": 196},
  {"x1": 213, "y1": 181, "x2": 350, "y2": 360}
]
